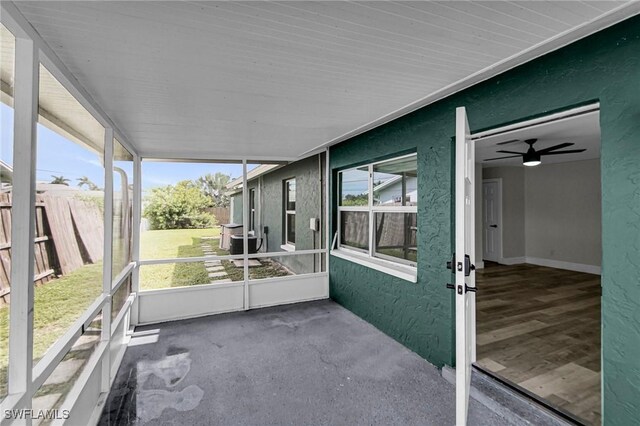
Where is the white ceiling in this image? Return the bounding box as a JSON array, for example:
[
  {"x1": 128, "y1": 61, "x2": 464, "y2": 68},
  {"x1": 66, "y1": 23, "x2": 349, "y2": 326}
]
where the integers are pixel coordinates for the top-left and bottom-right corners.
[
  {"x1": 13, "y1": 1, "x2": 632, "y2": 160},
  {"x1": 476, "y1": 110, "x2": 601, "y2": 167}
]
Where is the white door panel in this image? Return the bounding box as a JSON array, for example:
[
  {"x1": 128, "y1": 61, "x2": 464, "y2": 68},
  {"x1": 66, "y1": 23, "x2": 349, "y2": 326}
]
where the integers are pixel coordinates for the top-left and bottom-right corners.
[{"x1": 454, "y1": 107, "x2": 476, "y2": 425}]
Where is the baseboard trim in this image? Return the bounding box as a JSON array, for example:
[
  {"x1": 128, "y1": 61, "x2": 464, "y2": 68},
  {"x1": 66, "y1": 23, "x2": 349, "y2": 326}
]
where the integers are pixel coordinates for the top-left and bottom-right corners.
[
  {"x1": 475, "y1": 261, "x2": 485, "y2": 270},
  {"x1": 525, "y1": 257, "x2": 601, "y2": 275},
  {"x1": 496, "y1": 256, "x2": 601, "y2": 275},
  {"x1": 499, "y1": 256, "x2": 526, "y2": 265}
]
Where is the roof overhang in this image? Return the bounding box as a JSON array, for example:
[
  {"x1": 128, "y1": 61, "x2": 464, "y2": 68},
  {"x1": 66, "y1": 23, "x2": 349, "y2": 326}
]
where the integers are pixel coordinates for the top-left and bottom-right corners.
[{"x1": 5, "y1": 1, "x2": 640, "y2": 161}]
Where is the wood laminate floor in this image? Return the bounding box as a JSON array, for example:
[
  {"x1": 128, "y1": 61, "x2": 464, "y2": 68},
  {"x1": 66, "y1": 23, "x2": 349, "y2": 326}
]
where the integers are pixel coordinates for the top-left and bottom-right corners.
[{"x1": 475, "y1": 262, "x2": 601, "y2": 425}]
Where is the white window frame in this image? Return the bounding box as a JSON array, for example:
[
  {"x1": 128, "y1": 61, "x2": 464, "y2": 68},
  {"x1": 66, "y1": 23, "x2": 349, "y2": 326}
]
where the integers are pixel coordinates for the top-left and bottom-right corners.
[
  {"x1": 249, "y1": 187, "x2": 256, "y2": 232},
  {"x1": 284, "y1": 178, "x2": 296, "y2": 247},
  {"x1": 336, "y1": 153, "x2": 418, "y2": 271}
]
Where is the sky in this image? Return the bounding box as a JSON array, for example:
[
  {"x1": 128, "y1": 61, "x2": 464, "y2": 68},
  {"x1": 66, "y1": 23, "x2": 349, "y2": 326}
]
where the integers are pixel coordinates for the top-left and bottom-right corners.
[{"x1": 1, "y1": 103, "x2": 247, "y2": 191}]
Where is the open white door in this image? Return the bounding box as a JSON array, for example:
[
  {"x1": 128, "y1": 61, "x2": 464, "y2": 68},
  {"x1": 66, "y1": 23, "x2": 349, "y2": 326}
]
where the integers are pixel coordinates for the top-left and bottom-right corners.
[{"x1": 454, "y1": 106, "x2": 476, "y2": 425}]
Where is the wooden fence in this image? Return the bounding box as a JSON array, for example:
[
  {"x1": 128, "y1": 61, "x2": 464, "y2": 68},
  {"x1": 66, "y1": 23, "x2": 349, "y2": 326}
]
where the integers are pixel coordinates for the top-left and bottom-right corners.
[
  {"x1": 206, "y1": 206, "x2": 230, "y2": 225},
  {"x1": 0, "y1": 192, "x2": 104, "y2": 306}
]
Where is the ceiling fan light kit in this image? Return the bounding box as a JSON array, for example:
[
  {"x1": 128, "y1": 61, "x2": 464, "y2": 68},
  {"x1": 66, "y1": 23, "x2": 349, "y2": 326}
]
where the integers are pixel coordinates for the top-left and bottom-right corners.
[{"x1": 485, "y1": 138, "x2": 586, "y2": 166}]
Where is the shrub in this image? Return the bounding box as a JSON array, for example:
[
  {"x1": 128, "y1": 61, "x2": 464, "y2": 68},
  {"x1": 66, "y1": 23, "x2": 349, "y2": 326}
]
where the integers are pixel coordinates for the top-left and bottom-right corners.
[{"x1": 144, "y1": 180, "x2": 216, "y2": 230}]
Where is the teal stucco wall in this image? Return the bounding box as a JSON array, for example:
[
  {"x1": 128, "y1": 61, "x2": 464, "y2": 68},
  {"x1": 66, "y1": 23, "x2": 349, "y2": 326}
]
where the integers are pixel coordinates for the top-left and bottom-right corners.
[{"x1": 329, "y1": 16, "x2": 640, "y2": 425}]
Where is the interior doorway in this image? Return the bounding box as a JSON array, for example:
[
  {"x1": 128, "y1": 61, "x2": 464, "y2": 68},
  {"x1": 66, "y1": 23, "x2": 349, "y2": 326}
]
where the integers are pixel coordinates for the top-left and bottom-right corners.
[
  {"x1": 471, "y1": 105, "x2": 602, "y2": 425},
  {"x1": 482, "y1": 179, "x2": 502, "y2": 263}
]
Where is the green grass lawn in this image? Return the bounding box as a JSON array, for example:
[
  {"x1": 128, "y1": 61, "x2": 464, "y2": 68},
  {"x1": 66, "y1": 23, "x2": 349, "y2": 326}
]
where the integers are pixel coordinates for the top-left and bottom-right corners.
[
  {"x1": 0, "y1": 262, "x2": 103, "y2": 397},
  {"x1": 140, "y1": 228, "x2": 220, "y2": 259},
  {"x1": 139, "y1": 227, "x2": 291, "y2": 289},
  {"x1": 139, "y1": 228, "x2": 219, "y2": 291}
]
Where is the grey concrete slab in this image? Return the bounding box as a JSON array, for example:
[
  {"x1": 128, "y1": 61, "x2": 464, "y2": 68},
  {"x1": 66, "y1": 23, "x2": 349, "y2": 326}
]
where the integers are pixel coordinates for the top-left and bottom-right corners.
[{"x1": 100, "y1": 300, "x2": 513, "y2": 426}]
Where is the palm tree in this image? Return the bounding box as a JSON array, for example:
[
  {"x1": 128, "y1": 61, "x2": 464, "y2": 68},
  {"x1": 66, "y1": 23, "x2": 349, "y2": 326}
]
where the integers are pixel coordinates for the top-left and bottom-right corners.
[
  {"x1": 77, "y1": 176, "x2": 99, "y2": 190},
  {"x1": 197, "y1": 172, "x2": 231, "y2": 207},
  {"x1": 50, "y1": 175, "x2": 70, "y2": 186}
]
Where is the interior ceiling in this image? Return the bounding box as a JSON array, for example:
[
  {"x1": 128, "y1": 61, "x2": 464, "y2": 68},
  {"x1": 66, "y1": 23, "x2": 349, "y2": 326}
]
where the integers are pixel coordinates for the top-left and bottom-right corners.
[
  {"x1": 476, "y1": 110, "x2": 601, "y2": 167},
  {"x1": 14, "y1": 1, "x2": 629, "y2": 160}
]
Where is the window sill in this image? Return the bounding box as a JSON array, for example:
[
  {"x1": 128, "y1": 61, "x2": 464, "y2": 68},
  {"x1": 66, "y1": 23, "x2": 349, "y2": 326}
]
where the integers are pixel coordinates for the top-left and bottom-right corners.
[
  {"x1": 280, "y1": 244, "x2": 296, "y2": 252},
  {"x1": 330, "y1": 248, "x2": 417, "y2": 283}
]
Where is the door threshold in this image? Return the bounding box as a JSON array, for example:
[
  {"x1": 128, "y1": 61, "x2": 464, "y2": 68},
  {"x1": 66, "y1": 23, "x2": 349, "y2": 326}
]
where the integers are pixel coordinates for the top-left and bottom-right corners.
[
  {"x1": 471, "y1": 365, "x2": 588, "y2": 425},
  {"x1": 442, "y1": 365, "x2": 584, "y2": 425}
]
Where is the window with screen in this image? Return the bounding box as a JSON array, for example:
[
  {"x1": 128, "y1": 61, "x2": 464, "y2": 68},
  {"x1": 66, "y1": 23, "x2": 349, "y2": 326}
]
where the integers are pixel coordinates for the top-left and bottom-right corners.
[
  {"x1": 284, "y1": 179, "x2": 296, "y2": 246},
  {"x1": 337, "y1": 153, "x2": 417, "y2": 267}
]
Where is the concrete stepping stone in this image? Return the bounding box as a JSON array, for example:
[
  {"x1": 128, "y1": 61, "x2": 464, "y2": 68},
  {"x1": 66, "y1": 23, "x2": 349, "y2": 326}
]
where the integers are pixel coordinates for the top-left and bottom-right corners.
[
  {"x1": 232, "y1": 259, "x2": 262, "y2": 268},
  {"x1": 207, "y1": 266, "x2": 225, "y2": 272},
  {"x1": 208, "y1": 271, "x2": 227, "y2": 278},
  {"x1": 205, "y1": 260, "x2": 221, "y2": 266},
  {"x1": 32, "y1": 394, "x2": 62, "y2": 426},
  {"x1": 70, "y1": 333, "x2": 100, "y2": 352},
  {"x1": 43, "y1": 359, "x2": 85, "y2": 386}
]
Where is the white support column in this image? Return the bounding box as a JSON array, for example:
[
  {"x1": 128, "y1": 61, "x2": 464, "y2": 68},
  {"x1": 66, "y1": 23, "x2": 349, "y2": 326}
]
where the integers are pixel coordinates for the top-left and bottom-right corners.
[
  {"x1": 130, "y1": 154, "x2": 142, "y2": 324},
  {"x1": 101, "y1": 130, "x2": 114, "y2": 393},
  {"x1": 242, "y1": 160, "x2": 249, "y2": 310},
  {"x1": 8, "y1": 36, "x2": 38, "y2": 409},
  {"x1": 324, "y1": 148, "x2": 330, "y2": 293},
  {"x1": 367, "y1": 164, "x2": 374, "y2": 258}
]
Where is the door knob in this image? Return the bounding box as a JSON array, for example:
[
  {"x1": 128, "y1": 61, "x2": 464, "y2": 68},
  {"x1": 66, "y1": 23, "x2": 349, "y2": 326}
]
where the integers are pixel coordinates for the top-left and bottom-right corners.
[{"x1": 490, "y1": 224, "x2": 497, "y2": 228}]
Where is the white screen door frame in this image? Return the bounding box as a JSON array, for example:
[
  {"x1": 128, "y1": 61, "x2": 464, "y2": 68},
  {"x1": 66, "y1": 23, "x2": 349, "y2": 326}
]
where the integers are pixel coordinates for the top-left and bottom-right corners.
[{"x1": 455, "y1": 106, "x2": 477, "y2": 425}]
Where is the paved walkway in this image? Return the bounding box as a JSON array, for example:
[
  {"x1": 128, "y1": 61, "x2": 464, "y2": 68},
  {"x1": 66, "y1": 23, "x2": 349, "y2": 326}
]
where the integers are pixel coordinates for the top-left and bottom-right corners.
[{"x1": 101, "y1": 300, "x2": 514, "y2": 425}]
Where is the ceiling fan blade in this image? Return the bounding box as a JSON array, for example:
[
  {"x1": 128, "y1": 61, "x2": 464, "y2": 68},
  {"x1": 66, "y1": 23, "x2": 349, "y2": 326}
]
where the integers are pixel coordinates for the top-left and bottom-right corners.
[
  {"x1": 496, "y1": 139, "x2": 520, "y2": 146},
  {"x1": 496, "y1": 150, "x2": 526, "y2": 155},
  {"x1": 536, "y1": 142, "x2": 574, "y2": 154},
  {"x1": 540, "y1": 149, "x2": 586, "y2": 156},
  {"x1": 484, "y1": 155, "x2": 522, "y2": 161}
]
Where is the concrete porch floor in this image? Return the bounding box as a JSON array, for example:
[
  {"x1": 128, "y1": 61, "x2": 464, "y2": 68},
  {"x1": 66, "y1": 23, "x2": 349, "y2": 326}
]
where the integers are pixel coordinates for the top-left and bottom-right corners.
[{"x1": 100, "y1": 300, "x2": 511, "y2": 425}]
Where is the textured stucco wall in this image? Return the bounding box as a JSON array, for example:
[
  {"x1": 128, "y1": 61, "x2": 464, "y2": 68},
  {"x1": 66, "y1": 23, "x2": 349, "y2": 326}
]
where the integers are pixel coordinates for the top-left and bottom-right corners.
[
  {"x1": 231, "y1": 193, "x2": 242, "y2": 224},
  {"x1": 251, "y1": 154, "x2": 325, "y2": 274},
  {"x1": 329, "y1": 16, "x2": 640, "y2": 425}
]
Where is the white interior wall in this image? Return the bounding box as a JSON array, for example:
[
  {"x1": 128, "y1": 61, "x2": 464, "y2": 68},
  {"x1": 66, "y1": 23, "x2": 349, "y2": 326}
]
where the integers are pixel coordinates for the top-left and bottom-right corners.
[
  {"x1": 525, "y1": 159, "x2": 602, "y2": 268},
  {"x1": 477, "y1": 159, "x2": 602, "y2": 273}
]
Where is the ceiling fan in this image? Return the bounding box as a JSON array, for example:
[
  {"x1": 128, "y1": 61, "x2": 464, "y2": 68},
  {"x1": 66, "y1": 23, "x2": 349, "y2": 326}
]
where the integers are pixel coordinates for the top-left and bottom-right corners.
[{"x1": 484, "y1": 139, "x2": 586, "y2": 166}]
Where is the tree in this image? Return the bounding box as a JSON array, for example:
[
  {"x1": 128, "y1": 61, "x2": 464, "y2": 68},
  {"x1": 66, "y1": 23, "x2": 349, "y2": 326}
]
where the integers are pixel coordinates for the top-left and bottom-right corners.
[
  {"x1": 50, "y1": 175, "x2": 70, "y2": 186},
  {"x1": 77, "y1": 176, "x2": 100, "y2": 190},
  {"x1": 342, "y1": 193, "x2": 368, "y2": 206},
  {"x1": 143, "y1": 180, "x2": 216, "y2": 230},
  {"x1": 197, "y1": 172, "x2": 231, "y2": 207}
]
